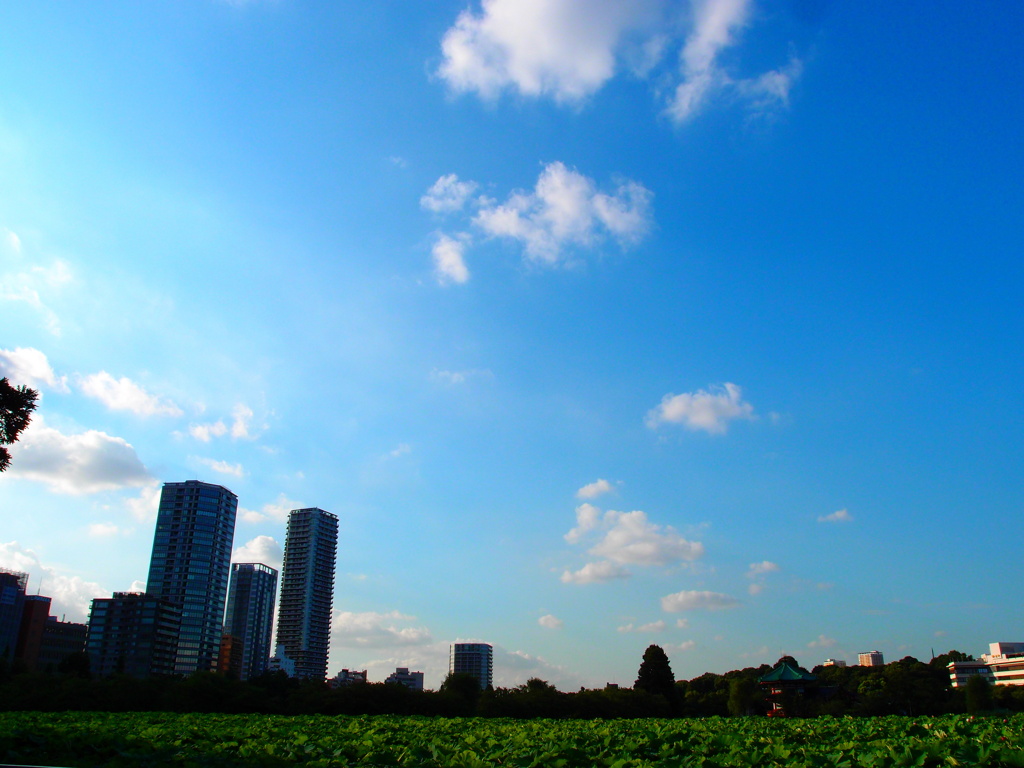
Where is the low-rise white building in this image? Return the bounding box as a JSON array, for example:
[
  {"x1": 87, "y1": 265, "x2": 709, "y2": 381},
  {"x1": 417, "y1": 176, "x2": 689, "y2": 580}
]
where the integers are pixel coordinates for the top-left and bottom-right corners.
[
  {"x1": 947, "y1": 660, "x2": 995, "y2": 688},
  {"x1": 385, "y1": 667, "x2": 424, "y2": 691},
  {"x1": 981, "y1": 642, "x2": 1024, "y2": 686}
]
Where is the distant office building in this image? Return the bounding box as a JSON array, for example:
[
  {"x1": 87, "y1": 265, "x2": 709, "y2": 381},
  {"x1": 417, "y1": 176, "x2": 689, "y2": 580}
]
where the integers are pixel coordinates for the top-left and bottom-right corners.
[
  {"x1": 276, "y1": 508, "x2": 338, "y2": 680},
  {"x1": 0, "y1": 569, "x2": 28, "y2": 658},
  {"x1": 37, "y1": 617, "x2": 87, "y2": 671},
  {"x1": 146, "y1": 480, "x2": 238, "y2": 675},
  {"x1": 385, "y1": 667, "x2": 424, "y2": 691},
  {"x1": 331, "y1": 668, "x2": 367, "y2": 687},
  {"x1": 450, "y1": 643, "x2": 493, "y2": 690},
  {"x1": 982, "y1": 642, "x2": 1024, "y2": 686},
  {"x1": 86, "y1": 592, "x2": 181, "y2": 678},
  {"x1": 268, "y1": 643, "x2": 296, "y2": 677},
  {"x1": 222, "y1": 562, "x2": 278, "y2": 680},
  {"x1": 822, "y1": 658, "x2": 847, "y2": 668},
  {"x1": 858, "y1": 651, "x2": 884, "y2": 667},
  {"x1": 14, "y1": 594, "x2": 51, "y2": 670}
]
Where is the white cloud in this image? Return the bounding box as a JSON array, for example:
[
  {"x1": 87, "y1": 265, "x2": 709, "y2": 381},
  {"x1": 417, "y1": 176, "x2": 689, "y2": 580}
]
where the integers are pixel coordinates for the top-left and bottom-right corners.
[
  {"x1": 560, "y1": 560, "x2": 630, "y2": 584},
  {"x1": 617, "y1": 620, "x2": 667, "y2": 633},
  {"x1": 3, "y1": 228, "x2": 21, "y2": 254},
  {"x1": 6, "y1": 417, "x2": 152, "y2": 495},
  {"x1": 437, "y1": 0, "x2": 662, "y2": 102},
  {"x1": 0, "y1": 258, "x2": 71, "y2": 336},
  {"x1": 431, "y1": 233, "x2": 471, "y2": 285},
  {"x1": 0, "y1": 347, "x2": 68, "y2": 391},
  {"x1": 231, "y1": 404, "x2": 255, "y2": 439},
  {"x1": 125, "y1": 483, "x2": 161, "y2": 523},
  {"x1": 808, "y1": 634, "x2": 837, "y2": 648},
  {"x1": 430, "y1": 368, "x2": 493, "y2": 386},
  {"x1": 421, "y1": 174, "x2": 479, "y2": 213},
  {"x1": 189, "y1": 420, "x2": 227, "y2": 442},
  {"x1": 667, "y1": 0, "x2": 749, "y2": 122},
  {"x1": 332, "y1": 611, "x2": 433, "y2": 648},
  {"x1": 676, "y1": 618, "x2": 689, "y2": 629},
  {"x1": 472, "y1": 162, "x2": 652, "y2": 264},
  {"x1": 645, "y1": 382, "x2": 754, "y2": 434},
  {"x1": 79, "y1": 371, "x2": 183, "y2": 417},
  {"x1": 389, "y1": 443, "x2": 412, "y2": 458},
  {"x1": 87, "y1": 522, "x2": 122, "y2": 538},
  {"x1": 738, "y1": 55, "x2": 803, "y2": 115},
  {"x1": 232, "y1": 535, "x2": 283, "y2": 571},
  {"x1": 437, "y1": 0, "x2": 801, "y2": 123},
  {"x1": 748, "y1": 583, "x2": 764, "y2": 596},
  {"x1": 189, "y1": 403, "x2": 258, "y2": 442},
  {"x1": 576, "y1": 478, "x2": 614, "y2": 500},
  {"x1": 661, "y1": 589, "x2": 740, "y2": 612},
  {"x1": 588, "y1": 509, "x2": 704, "y2": 566},
  {"x1": 0, "y1": 541, "x2": 107, "y2": 623},
  {"x1": 538, "y1": 614, "x2": 564, "y2": 629},
  {"x1": 564, "y1": 502, "x2": 603, "y2": 544},
  {"x1": 818, "y1": 509, "x2": 853, "y2": 524},
  {"x1": 238, "y1": 494, "x2": 301, "y2": 524},
  {"x1": 747, "y1": 561, "x2": 779, "y2": 577},
  {"x1": 196, "y1": 457, "x2": 245, "y2": 478},
  {"x1": 671, "y1": 640, "x2": 697, "y2": 652}
]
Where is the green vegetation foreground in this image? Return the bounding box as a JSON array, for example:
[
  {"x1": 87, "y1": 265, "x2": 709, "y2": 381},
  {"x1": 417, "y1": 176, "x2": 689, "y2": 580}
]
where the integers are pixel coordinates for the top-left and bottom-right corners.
[{"x1": 2, "y1": 712, "x2": 1024, "y2": 768}]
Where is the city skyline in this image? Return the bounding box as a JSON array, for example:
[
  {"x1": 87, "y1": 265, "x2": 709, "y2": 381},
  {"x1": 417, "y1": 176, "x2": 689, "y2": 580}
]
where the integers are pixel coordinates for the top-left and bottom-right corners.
[{"x1": 1, "y1": 1, "x2": 1021, "y2": 690}]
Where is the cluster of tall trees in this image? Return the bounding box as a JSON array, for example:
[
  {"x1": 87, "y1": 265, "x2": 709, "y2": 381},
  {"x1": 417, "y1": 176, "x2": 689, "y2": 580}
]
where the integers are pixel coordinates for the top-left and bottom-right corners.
[{"x1": 3, "y1": 645, "x2": 1023, "y2": 717}]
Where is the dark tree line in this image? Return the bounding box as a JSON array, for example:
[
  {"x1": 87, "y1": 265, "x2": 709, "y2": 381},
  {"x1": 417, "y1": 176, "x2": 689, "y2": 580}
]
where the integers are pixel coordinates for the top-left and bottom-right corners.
[{"x1": 3, "y1": 645, "x2": 1022, "y2": 718}]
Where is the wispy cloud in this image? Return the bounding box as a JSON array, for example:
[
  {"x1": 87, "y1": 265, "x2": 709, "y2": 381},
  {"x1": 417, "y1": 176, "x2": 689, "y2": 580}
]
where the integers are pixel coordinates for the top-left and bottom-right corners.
[
  {"x1": 646, "y1": 382, "x2": 754, "y2": 434},
  {"x1": 196, "y1": 457, "x2": 245, "y2": 478},
  {"x1": 0, "y1": 347, "x2": 68, "y2": 392},
  {"x1": 576, "y1": 478, "x2": 614, "y2": 500},
  {"x1": 332, "y1": 610, "x2": 433, "y2": 648},
  {"x1": 238, "y1": 494, "x2": 301, "y2": 524},
  {"x1": 538, "y1": 614, "x2": 564, "y2": 629},
  {"x1": 422, "y1": 163, "x2": 653, "y2": 279},
  {"x1": 189, "y1": 404, "x2": 258, "y2": 442},
  {"x1": 421, "y1": 174, "x2": 479, "y2": 213},
  {"x1": 560, "y1": 560, "x2": 630, "y2": 585},
  {"x1": 436, "y1": 0, "x2": 801, "y2": 124},
  {"x1": 80, "y1": 371, "x2": 183, "y2": 417},
  {"x1": 818, "y1": 509, "x2": 853, "y2": 524},
  {"x1": 661, "y1": 589, "x2": 740, "y2": 612},
  {"x1": 617, "y1": 620, "x2": 667, "y2": 633}
]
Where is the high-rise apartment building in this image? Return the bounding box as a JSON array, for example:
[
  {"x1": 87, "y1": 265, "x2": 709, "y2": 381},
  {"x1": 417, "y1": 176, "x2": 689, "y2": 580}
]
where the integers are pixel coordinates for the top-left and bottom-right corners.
[
  {"x1": 450, "y1": 643, "x2": 493, "y2": 690},
  {"x1": 146, "y1": 480, "x2": 238, "y2": 675},
  {"x1": 222, "y1": 562, "x2": 278, "y2": 680},
  {"x1": 275, "y1": 508, "x2": 338, "y2": 680},
  {"x1": 86, "y1": 592, "x2": 181, "y2": 677}
]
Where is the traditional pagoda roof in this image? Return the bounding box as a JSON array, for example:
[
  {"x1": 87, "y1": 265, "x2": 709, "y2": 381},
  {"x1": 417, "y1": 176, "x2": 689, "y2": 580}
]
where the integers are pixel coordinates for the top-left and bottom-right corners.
[{"x1": 758, "y1": 661, "x2": 817, "y2": 683}]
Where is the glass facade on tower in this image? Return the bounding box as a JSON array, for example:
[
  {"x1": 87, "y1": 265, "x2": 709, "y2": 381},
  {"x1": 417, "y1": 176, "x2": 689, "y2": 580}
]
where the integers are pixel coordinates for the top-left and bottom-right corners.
[{"x1": 146, "y1": 481, "x2": 238, "y2": 676}]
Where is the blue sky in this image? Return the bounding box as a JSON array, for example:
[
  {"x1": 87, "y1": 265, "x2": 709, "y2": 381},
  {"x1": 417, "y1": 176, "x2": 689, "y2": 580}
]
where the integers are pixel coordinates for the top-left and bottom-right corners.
[{"x1": 1, "y1": 0, "x2": 1021, "y2": 689}]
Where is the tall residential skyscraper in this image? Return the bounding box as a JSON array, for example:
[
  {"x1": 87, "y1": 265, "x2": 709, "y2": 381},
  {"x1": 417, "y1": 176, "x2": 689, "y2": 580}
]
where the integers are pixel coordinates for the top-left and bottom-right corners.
[
  {"x1": 222, "y1": 562, "x2": 278, "y2": 680},
  {"x1": 450, "y1": 643, "x2": 493, "y2": 690},
  {"x1": 146, "y1": 480, "x2": 238, "y2": 675},
  {"x1": 275, "y1": 508, "x2": 338, "y2": 680}
]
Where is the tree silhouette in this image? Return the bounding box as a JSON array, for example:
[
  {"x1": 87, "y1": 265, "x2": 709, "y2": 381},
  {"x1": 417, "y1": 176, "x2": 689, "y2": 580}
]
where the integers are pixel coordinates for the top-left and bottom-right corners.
[
  {"x1": 634, "y1": 644, "x2": 676, "y2": 700},
  {"x1": 0, "y1": 377, "x2": 38, "y2": 472}
]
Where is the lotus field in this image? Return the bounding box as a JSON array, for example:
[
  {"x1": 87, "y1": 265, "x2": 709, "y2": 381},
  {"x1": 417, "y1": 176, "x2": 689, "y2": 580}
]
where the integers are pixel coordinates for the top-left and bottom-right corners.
[{"x1": 1, "y1": 712, "x2": 1023, "y2": 767}]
